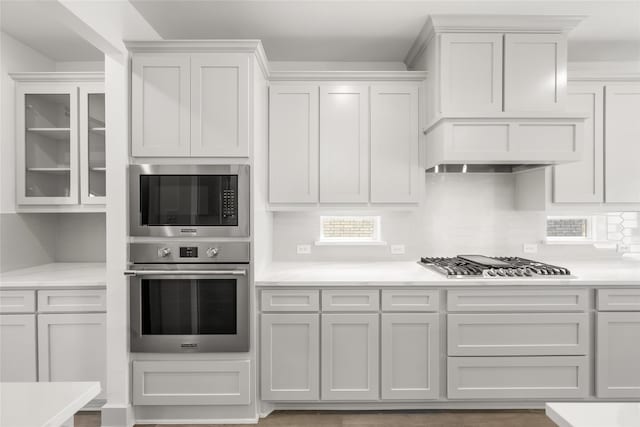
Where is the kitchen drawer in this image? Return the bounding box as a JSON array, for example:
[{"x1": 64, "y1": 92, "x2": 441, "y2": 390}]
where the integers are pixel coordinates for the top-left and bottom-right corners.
[
  {"x1": 322, "y1": 290, "x2": 379, "y2": 312},
  {"x1": 261, "y1": 290, "x2": 319, "y2": 312},
  {"x1": 132, "y1": 360, "x2": 250, "y2": 405},
  {"x1": 448, "y1": 313, "x2": 588, "y2": 356},
  {"x1": 381, "y1": 290, "x2": 439, "y2": 312},
  {"x1": 0, "y1": 290, "x2": 36, "y2": 313},
  {"x1": 447, "y1": 356, "x2": 588, "y2": 399},
  {"x1": 38, "y1": 289, "x2": 106, "y2": 313},
  {"x1": 447, "y1": 289, "x2": 588, "y2": 312},
  {"x1": 597, "y1": 289, "x2": 640, "y2": 311}
]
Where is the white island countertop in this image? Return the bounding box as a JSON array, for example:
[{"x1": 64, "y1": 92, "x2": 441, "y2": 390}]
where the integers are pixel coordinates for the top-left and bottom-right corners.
[
  {"x1": 546, "y1": 402, "x2": 640, "y2": 427},
  {"x1": 256, "y1": 257, "x2": 640, "y2": 286},
  {"x1": 0, "y1": 263, "x2": 106, "y2": 289}
]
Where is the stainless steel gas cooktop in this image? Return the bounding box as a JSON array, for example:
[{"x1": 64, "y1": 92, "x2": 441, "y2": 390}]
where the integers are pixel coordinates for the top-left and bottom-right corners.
[{"x1": 419, "y1": 255, "x2": 573, "y2": 279}]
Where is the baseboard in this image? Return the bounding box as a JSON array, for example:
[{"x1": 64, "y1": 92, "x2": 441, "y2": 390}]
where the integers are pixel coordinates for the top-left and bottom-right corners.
[
  {"x1": 101, "y1": 404, "x2": 134, "y2": 427},
  {"x1": 134, "y1": 417, "x2": 259, "y2": 425}
]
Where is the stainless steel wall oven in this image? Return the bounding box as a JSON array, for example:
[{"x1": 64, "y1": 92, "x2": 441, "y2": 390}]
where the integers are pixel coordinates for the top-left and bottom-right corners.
[
  {"x1": 129, "y1": 164, "x2": 249, "y2": 237},
  {"x1": 127, "y1": 241, "x2": 249, "y2": 353}
]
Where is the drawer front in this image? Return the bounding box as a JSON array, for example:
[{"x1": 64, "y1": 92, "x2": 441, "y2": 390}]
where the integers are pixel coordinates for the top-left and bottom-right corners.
[
  {"x1": 381, "y1": 290, "x2": 439, "y2": 312},
  {"x1": 132, "y1": 360, "x2": 251, "y2": 405},
  {"x1": 447, "y1": 289, "x2": 588, "y2": 312},
  {"x1": 448, "y1": 356, "x2": 588, "y2": 399},
  {"x1": 448, "y1": 313, "x2": 588, "y2": 356},
  {"x1": 0, "y1": 290, "x2": 36, "y2": 313},
  {"x1": 322, "y1": 290, "x2": 379, "y2": 312},
  {"x1": 261, "y1": 290, "x2": 319, "y2": 312},
  {"x1": 597, "y1": 289, "x2": 640, "y2": 311},
  {"x1": 38, "y1": 289, "x2": 106, "y2": 313}
]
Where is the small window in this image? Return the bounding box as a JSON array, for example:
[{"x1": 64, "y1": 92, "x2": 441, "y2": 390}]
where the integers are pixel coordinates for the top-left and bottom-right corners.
[
  {"x1": 546, "y1": 216, "x2": 592, "y2": 240},
  {"x1": 318, "y1": 216, "x2": 383, "y2": 245}
]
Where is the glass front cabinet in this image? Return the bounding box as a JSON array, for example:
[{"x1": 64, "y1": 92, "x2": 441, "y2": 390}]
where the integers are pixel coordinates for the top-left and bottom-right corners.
[{"x1": 13, "y1": 73, "x2": 105, "y2": 209}]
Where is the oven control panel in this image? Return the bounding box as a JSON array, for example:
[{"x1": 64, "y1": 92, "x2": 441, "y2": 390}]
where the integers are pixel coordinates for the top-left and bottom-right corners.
[
  {"x1": 129, "y1": 241, "x2": 250, "y2": 264},
  {"x1": 179, "y1": 247, "x2": 198, "y2": 258}
]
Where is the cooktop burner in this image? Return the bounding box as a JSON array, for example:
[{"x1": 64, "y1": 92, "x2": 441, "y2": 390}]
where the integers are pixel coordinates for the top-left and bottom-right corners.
[{"x1": 419, "y1": 255, "x2": 573, "y2": 279}]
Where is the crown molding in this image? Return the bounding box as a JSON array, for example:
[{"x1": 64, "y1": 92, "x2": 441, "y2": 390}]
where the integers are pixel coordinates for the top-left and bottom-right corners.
[
  {"x1": 405, "y1": 14, "x2": 586, "y2": 67},
  {"x1": 268, "y1": 70, "x2": 427, "y2": 82},
  {"x1": 125, "y1": 40, "x2": 270, "y2": 77},
  {"x1": 9, "y1": 72, "x2": 105, "y2": 83}
]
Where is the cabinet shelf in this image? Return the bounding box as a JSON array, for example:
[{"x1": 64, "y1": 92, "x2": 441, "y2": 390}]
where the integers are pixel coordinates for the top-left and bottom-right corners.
[
  {"x1": 26, "y1": 128, "x2": 71, "y2": 140},
  {"x1": 90, "y1": 167, "x2": 106, "y2": 172},
  {"x1": 27, "y1": 167, "x2": 71, "y2": 173},
  {"x1": 90, "y1": 127, "x2": 105, "y2": 133}
]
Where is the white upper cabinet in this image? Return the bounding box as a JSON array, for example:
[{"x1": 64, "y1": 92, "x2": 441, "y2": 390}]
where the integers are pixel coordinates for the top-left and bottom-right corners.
[
  {"x1": 553, "y1": 83, "x2": 604, "y2": 203},
  {"x1": 370, "y1": 85, "x2": 420, "y2": 203},
  {"x1": 190, "y1": 54, "x2": 249, "y2": 157},
  {"x1": 440, "y1": 33, "x2": 503, "y2": 113},
  {"x1": 319, "y1": 85, "x2": 369, "y2": 203},
  {"x1": 80, "y1": 83, "x2": 106, "y2": 205},
  {"x1": 269, "y1": 85, "x2": 319, "y2": 203},
  {"x1": 604, "y1": 84, "x2": 640, "y2": 203},
  {"x1": 504, "y1": 34, "x2": 567, "y2": 112},
  {"x1": 132, "y1": 55, "x2": 191, "y2": 157}
]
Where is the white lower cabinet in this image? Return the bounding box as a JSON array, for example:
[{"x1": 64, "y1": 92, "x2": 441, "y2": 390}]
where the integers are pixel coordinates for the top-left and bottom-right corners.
[
  {"x1": 321, "y1": 313, "x2": 379, "y2": 401},
  {"x1": 0, "y1": 314, "x2": 37, "y2": 381},
  {"x1": 381, "y1": 313, "x2": 439, "y2": 400},
  {"x1": 261, "y1": 313, "x2": 319, "y2": 401},
  {"x1": 132, "y1": 360, "x2": 251, "y2": 405},
  {"x1": 38, "y1": 313, "x2": 107, "y2": 400},
  {"x1": 596, "y1": 312, "x2": 640, "y2": 398}
]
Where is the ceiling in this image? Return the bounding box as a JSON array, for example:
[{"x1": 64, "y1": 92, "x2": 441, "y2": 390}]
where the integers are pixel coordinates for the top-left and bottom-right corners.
[
  {"x1": 0, "y1": 0, "x2": 104, "y2": 62},
  {"x1": 130, "y1": 0, "x2": 640, "y2": 62},
  {"x1": 1, "y1": 1, "x2": 638, "y2": 63}
]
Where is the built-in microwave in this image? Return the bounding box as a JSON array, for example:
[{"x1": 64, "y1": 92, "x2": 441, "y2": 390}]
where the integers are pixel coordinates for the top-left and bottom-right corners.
[{"x1": 129, "y1": 165, "x2": 249, "y2": 237}]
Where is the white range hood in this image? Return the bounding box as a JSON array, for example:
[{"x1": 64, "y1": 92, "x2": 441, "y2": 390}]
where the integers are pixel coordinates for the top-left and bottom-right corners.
[{"x1": 413, "y1": 15, "x2": 587, "y2": 173}]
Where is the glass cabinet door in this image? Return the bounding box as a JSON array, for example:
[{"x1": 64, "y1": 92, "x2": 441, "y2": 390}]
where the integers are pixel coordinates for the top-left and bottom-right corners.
[
  {"x1": 80, "y1": 84, "x2": 105, "y2": 204},
  {"x1": 17, "y1": 86, "x2": 79, "y2": 204}
]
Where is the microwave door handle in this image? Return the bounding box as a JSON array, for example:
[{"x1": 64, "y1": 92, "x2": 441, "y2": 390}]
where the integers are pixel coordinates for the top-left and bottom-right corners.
[{"x1": 124, "y1": 270, "x2": 247, "y2": 277}]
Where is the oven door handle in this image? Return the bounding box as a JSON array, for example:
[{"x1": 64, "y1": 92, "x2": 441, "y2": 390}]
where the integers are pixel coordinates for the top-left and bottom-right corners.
[{"x1": 124, "y1": 270, "x2": 247, "y2": 277}]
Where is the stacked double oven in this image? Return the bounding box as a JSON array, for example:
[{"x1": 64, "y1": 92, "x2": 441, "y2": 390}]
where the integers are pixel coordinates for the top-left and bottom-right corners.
[{"x1": 127, "y1": 165, "x2": 250, "y2": 352}]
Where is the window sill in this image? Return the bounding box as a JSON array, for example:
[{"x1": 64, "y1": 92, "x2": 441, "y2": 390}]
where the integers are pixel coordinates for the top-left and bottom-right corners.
[{"x1": 314, "y1": 240, "x2": 388, "y2": 246}]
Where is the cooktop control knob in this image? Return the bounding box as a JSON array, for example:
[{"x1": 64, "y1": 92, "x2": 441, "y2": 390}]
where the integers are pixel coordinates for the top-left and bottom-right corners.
[
  {"x1": 206, "y1": 247, "x2": 219, "y2": 258},
  {"x1": 158, "y1": 247, "x2": 172, "y2": 258}
]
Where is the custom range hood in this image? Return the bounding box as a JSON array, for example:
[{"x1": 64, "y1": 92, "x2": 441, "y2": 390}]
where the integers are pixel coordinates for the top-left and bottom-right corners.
[{"x1": 412, "y1": 15, "x2": 587, "y2": 173}]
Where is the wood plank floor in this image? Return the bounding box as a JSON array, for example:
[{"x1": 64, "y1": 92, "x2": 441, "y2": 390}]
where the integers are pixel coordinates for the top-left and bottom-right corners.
[{"x1": 76, "y1": 409, "x2": 557, "y2": 427}]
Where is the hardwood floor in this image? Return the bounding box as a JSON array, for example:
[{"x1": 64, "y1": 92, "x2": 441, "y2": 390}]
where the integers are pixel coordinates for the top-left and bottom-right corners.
[{"x1": 76, "y1": 409, "x2": 557, "y2": 427}]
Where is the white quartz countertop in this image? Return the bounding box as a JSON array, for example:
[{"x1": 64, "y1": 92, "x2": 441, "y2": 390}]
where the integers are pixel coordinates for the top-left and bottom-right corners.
[
  {"x1": 0, "y1": 263, "x2": 106, "y2": 288},
  {"x1": 256, "y1": 258, "x2": 640, "y2": 286},
  {"x1": 546, "y1": 402, "x2": 640, "y2": 427},
  {"x1": 0, "y1": 381, "x2": 100, "y2": 427}
]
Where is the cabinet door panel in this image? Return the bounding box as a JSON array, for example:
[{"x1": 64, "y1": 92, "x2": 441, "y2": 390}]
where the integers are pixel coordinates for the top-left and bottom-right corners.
[
  {"x1": 320, "y1": 86, "x2": 369, "y2": 202},
  {"x1": 440, "y1": 33, "x2": 503, "y2": 113},
  {"x1": 597, "y1": 312, "x2": 640, "y2": 398},
  {"x1": 370, "y1": 85, "x2": 420, "y2": 203},
  {"x1": 79, "y1": 83, "x2": 106, "y2": 204},
  {"x1": 38, "y1": 313, "x2": 106, "y2": 400},
  {"x1": 321, "y1": 313, "x2": 378, "y2": 400},
  {"x1": 605, "y1": 84, "x2": 640, "y2": 203},
  {"x1": 132, "y1": 55, "x2": 190, "y2": 156},
  {"x1": 553, "y1": 84, "x2": 603, "y2": 203},
  {"x1": 381, "y1": 313, "x2": 439, "y2": 400},
  {"x1": 504, "y1": 34, "x2": 567, "y2": 112},
  {"x1": 191, "y1": 54, "x2": 249, "y2": 157},
  {"x1": 0, "y1": 314, "x2": 36, "y2": 381},
  {"x1": 261, "y1": 314, "x2": 319, "y2": 401},
  {"x1": 269, "y1": 86, "x2": 319, "y2": 203}
]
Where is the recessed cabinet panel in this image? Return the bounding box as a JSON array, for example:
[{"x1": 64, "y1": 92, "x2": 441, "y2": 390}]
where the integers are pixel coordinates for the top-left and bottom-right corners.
[
  {"x1": 553, "y1": 84, "x2": 604, "y2": 203},
  {"x1": 370, "y1": 85, "x2": 420, "y2": 203},
  {"x1": 604, "y1": 84, "x2": 640, "y2": 203},
  {"x1": 0, "y1": 290, "x2": 36, "y2": 314},
  {"x1": 261, "y1": 314, "x2": 319, "y2": 401},
  {"x1": 504, "y1": 34, "x2": 567, "y2": 112},
  {"x1": 132, "y1": 55, "x2": 190, "y2": 156},
  {"x1": 321, "y1": 313, "x2": 379, "y2": 401},
  {"x1": 597, "y1": 289, "x2": 640, "y2": 311},
  {"x1": 440, "y1": 33, "x2": 503, "y2": 113},
  {"x1": 597, "y1": 312, "x2": 640, "y2": 398},
  {"x1": 320, "y1": 86, "x2": 369, "y2": 202},
  {"x1": 0, "y1": 314, "x2": 37, "y2": 381},
  {"x1": 381, "y1": 313, "x2": 439, "y2": 400},
  {"x1": 191, "y1": 54, "x2": 249, "y2": 157},
  {"x1": 269, "y1": 86, "x2": 319, "y2": 203}
]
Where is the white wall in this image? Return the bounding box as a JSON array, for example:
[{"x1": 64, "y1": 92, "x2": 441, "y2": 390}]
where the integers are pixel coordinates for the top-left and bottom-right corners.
[
  {"x1": 55, "y1": 60, "x2": 104, "y2": 72},
  {"x1": 271, "y1": 174, "x2": 546, "y2": 261}
]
